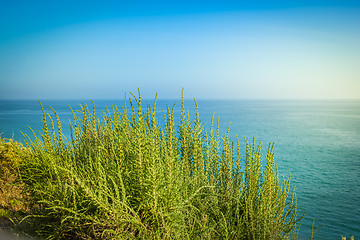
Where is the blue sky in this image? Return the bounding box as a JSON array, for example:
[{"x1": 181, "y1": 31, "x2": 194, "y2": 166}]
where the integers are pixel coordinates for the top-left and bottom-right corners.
[{"x1": 0, "y1": 0, "x2": 359, "y2": 99}]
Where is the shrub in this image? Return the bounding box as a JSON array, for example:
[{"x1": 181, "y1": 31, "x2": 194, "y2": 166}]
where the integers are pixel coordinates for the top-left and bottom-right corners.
[
  {"x1": 19, "y1": 90, "x2": 302, "y2": 239},
  {"x1": 0, "y1": 137, "x2": 30, "y2": 226}
]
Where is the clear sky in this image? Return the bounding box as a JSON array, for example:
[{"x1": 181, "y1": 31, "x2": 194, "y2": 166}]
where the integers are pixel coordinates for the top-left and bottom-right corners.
[{"x1": 0, "y1": 0, "x2": 359, "y2": 99}]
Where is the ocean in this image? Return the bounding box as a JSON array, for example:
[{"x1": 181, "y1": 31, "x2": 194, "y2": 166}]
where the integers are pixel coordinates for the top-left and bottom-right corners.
[{"x1": 0, "y1": 99, "x2": 359, "y2": 239}]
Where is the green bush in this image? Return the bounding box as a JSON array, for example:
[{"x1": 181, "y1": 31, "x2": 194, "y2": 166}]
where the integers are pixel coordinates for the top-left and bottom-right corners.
[
  {"x1": 0, "y1": 137, "x2": 29, "y2": 215},
  {"x1": 19, "y1": 90, "x2": 302, "y2": 239}
]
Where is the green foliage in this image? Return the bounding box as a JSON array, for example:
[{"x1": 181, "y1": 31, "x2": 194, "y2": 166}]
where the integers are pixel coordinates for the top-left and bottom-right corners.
[
  {"x1": 0, "y1": 137, "x2": 24, "y2": 173},
  {"x1": 0, "y1": 137, "x2": 28, "y2": 208},
  {"x1": 18, "y1": 90, "x2": 302, "y2": 239},
  {"x1": 0, "y1": 137, "x2": 30, "y2": 232}
]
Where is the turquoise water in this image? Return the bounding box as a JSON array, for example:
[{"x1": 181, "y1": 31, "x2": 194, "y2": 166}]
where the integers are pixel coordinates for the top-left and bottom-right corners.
[{"x1": 1, "y1": 99, "x2": 359, "y2": 239}]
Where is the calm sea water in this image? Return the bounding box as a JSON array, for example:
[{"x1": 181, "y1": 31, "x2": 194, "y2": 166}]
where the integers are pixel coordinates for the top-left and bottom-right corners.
[{"x1": 0, "y1": 99, "x2": 359, "y2": 239}]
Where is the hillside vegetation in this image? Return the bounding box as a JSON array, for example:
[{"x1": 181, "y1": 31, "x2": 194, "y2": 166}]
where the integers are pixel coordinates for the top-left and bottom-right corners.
[{"x1": 1, "y1": 90, "x2": 302, "y2": 239}]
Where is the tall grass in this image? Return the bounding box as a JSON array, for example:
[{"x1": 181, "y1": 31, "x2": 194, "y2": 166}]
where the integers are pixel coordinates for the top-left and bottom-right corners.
[{"x1": 19, "y1": 89, "x2": 302, "y2": 239}]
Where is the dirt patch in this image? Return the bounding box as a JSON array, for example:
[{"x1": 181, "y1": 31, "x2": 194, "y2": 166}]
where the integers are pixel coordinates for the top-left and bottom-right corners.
[{"x1": 0, "y1": 229, "x2": 36, "y2": 240}]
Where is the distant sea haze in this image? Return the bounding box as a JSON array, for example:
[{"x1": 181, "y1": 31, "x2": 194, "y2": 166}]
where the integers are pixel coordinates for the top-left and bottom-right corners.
[{"x1": 1, "y1": 99, "x2": 359, "y2": 239}]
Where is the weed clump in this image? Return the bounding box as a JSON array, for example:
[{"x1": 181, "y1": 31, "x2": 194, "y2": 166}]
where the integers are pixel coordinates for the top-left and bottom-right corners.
[
  {"x1": 0, "y1": 137, "x2": 30, "y2": 231},
  {"x1": 17, "y1": 90, "x2": 302, "y2": 239}
]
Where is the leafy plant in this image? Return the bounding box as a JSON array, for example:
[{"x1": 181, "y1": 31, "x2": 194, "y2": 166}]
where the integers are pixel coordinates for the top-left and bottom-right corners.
[{"x1": 18, "y1": 89, "x2": 302, "y2": 239}]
